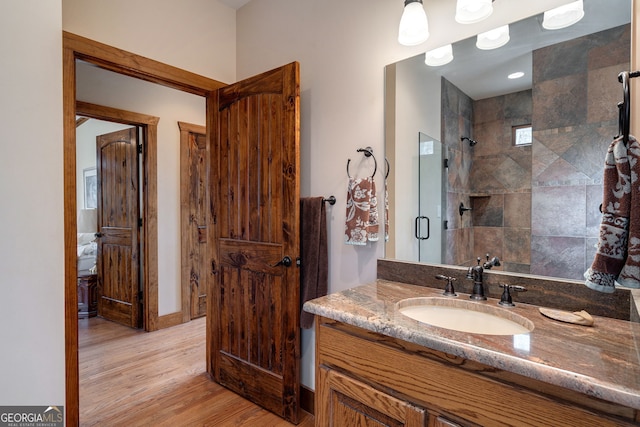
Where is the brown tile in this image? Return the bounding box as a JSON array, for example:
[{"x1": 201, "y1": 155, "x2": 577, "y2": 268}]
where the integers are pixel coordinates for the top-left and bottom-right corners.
[
  {"x1": 504, "y1": 193, "x2": 531, "y2": 229},
  {"x1": 531, "y1": 185, "x2": 586, "y2": 237},
  {"x1": 504, "y1": 227, "x2": 531, "y2": 264},
  {"x1": 472, "y1": 227, "x2": 503, "y2": 263},
  {"x1": 532, "y1": 74, "x2": 587, "y2": 130},
  {"x1": 588, "y1": 24, "x2": 630, "y2": 71},
  {"x1": 472, "y1": 194, "x2": 503, "y2": 227},
  {"x1": 587, "y1": 64, "x2": 627, "y2": 124},
  {"x1": 474, "y1": 96, "x2": 504, "y2": 124},
  {"x1": 530, "y1": 236, "x2": 585, "y2": 280}
]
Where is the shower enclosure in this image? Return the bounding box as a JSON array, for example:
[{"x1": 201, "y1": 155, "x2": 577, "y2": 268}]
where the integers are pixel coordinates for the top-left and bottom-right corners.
[{"x1": 417, "y1": 131, "x2": 447, "y2": 263}]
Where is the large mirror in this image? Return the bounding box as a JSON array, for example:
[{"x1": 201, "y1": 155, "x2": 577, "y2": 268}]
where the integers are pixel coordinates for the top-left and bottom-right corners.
[{"x1": 385, "y1": 0, "x2": 632, "y2": 281}]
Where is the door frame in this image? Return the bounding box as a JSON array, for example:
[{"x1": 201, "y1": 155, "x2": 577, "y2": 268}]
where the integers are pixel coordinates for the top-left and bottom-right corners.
[
  {"x1": 78, "y1": 102, "x2": 159, "y2": 329},
  {"x1": 63, "y1": 31, "x2": 226, "y2": 426}
]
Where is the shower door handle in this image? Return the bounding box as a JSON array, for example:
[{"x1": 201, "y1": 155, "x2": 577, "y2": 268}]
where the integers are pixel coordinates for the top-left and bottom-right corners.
[{"x1": 415, "y1": 216, "x2": 430, "y2": 240}]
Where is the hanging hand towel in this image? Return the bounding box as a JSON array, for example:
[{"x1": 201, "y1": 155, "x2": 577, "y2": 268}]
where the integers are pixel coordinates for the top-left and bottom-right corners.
[
  {"x1": 300, "y1": 197, "x2": 328, "y2": 329},
  {"x1": 384, "y1": 178, "x2": 390, "y2": 242},
  {"x1": 585, "y1": 135, "x2": 640, "y2": 292},
  {"x1": 345, "y1": 176, "x2": 378, "y2": 245}
]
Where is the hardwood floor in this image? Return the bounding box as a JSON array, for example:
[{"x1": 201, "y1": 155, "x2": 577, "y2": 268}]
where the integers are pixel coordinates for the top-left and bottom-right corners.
[{"x1": 79, "y1": 316, "x2": 314, "y2": 426}]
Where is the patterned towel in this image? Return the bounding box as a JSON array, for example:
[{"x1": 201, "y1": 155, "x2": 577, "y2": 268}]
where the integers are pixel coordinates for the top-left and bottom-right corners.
[
  {"x1": 585, "y1": 135, "x2": 640, "y2": 292},
  {"x1": 344, "y1": 176, "x2": 379, "y2": 245}
]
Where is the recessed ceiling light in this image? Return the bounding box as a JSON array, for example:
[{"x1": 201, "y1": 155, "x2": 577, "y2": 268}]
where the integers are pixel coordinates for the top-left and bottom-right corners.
[{"x1": 508, "y1": 72, "x2": 525, "y2": 79}]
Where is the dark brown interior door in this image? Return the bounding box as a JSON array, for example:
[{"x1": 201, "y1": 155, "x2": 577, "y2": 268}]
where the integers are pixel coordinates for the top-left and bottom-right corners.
[
  {"x1": 209, "y1": 62, "x2": 301, "y2": 423},
  {"x1": 180, "y1": 124, "x2": 208, "y2": 320},
  {"x1": 96, "y1": 127, "x2": 140, "y2": 328}
]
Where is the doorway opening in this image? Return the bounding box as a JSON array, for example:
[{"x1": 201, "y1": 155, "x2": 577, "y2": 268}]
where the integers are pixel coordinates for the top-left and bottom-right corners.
[{"x1": 64, "y1": 31, "x2": 226, "y2": 425}]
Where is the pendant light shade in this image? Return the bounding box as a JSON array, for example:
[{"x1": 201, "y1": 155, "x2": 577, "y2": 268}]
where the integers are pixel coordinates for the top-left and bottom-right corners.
[
  {"x1": 398, "y1": 0, "x2": 430, "y2": 46},
  {"x1": 542, "y1": 0, "x2": 584, "y2": 30},
  {"x1": 476, "y1": 25, "x2": 510, "y2": 50},
  {"x1": 425, "y1": 44, "x2": 453, "y2": 66},
  {"x1": 455, "y1": 0, "x2": 493, "y2": 24}
]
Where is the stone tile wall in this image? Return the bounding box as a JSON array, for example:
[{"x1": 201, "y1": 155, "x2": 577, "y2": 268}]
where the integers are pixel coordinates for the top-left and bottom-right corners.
[
  {"x1": 531, "y1": 24, "x2": 630, "y2": 279},
  {"x1": 441, "y1": 24, "x2": 630, "y2": 279}
]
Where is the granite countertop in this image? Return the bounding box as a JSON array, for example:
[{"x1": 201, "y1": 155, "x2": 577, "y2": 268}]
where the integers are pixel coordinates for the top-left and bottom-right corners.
[{"x1": 304, "y1": 279, "x2": 640, "y2": 411}]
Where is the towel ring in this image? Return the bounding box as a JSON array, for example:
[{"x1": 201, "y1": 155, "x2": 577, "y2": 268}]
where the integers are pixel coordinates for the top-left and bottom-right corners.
[{"x1": 346, "y1": 146, "x2": 377, "y2": 179}]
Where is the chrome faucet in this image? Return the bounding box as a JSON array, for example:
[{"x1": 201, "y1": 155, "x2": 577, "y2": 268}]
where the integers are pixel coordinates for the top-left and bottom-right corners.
[{"x1": 467, "y1": 257, "x2": 487, "y2": 300}]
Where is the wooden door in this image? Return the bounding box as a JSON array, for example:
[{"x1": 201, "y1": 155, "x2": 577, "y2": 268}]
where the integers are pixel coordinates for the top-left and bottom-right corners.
[
  {"x1": 209, "y1": 62, "x2": 300, "y2": 423},
  {"x1": 96, "y1": 127, "x2": 140, "y2": 328},
  {"x1": 180, "y1": 122, "x2": 208, "y2": 320}
]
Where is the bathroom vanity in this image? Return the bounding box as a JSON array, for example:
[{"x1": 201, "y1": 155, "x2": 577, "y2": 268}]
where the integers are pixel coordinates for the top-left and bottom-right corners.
[{"x1": 304, "y1": 261, "x2": 640, "y2": 426}]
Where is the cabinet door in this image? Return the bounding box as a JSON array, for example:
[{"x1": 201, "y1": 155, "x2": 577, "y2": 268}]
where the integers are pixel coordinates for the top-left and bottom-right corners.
[{"x1": 318, "y1": 366, "x2": 427, "y2": 427}]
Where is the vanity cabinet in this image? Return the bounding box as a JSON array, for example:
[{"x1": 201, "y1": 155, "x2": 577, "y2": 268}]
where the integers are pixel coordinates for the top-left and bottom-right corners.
[{"x1": 315, "y1": 317, "x2": 638, "y2": 427}]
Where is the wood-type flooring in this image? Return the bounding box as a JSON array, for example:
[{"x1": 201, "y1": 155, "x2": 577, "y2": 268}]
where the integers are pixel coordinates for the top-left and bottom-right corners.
[{"x1": 79, "y1": 316, "x2": 313, "y2": 426}]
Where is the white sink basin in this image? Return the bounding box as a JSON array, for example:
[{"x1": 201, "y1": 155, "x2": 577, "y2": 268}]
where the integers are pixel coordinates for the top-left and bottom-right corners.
[{"x1": 397, "y1": 297, "x2": 534, "y2": 335}]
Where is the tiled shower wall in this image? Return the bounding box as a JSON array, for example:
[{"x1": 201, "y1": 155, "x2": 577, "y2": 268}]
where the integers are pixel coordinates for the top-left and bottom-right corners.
[
  {"x1": 441, "y1": 24, "x2": 630, "y2": 279},
  {"x1": 442, "y1": 78, "x2": 474, "y2": 266},
  {"x1": 531, "y1": 24, "x2": 630, "y2": 279},
  {"x1": 472, "y1": 90, "x2": 532, "y2": 273}
]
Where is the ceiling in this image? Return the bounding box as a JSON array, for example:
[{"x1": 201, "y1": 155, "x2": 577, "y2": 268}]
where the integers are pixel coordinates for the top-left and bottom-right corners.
[
  {"x1": 218, "y1": 0, "x2": 251, "y2": 9},
  {"x1": 417, "y1": 0, "x2": 631, "y2": 100}
]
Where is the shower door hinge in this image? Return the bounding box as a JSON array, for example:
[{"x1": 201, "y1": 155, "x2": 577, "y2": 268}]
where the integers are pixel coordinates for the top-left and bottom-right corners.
[
  {"x1": 444, "y1": 158, "x2": 449, "y2": 168},
  {"x1": 138, "y1": 218, "x2": 143, "y2": 227},
  {"x1": 444, "y1": 220, "x2": 448, "y2": 230},
  {"x1": 138, "y1": 144, "x2": 143, "y2": 154}
]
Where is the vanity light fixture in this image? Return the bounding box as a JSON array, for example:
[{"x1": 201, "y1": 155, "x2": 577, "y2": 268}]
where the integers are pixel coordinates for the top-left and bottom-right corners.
[
  {"x1": 508, "y1": 71, "x2": 525, "y2": 79},
  {"x1": 455, "y1": 0, "x2": 493, "y2": 24},
  {"x1": 398, "y1": 0, "x2": 430, "y2": 46},
  {"x1": 425, "y1": 44, "x2": 453, "y2": 66},
  {"x1": 476, "y1": 24, "x2": 510, "y2": 50},
  {"x1": 542, "y1": 0, "x2": 584, "y2": 30}
]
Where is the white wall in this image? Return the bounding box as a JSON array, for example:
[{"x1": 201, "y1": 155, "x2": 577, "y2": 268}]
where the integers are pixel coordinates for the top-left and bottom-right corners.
[
  {"x1": 393, "y1": 54, "x2": 441, "y2": 262},
  {"x1": 64, "y1": 0, "x2": 237, "y2": 317},
  {"x1": 62, "y1": 0, "x2": 237, "y2": 83},
  {"x1": 0, "y1": 0, "x2": 64, "y2": 407},
  {"x1": 236, "y1": 0, "x2": 573, "y2": 389}
]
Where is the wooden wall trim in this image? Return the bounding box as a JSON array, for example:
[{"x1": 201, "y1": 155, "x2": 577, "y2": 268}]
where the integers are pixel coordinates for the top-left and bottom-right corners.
[
  {"x1": 63, "y1": 43, "x2": 79, "y2": 427},
  {"x1": 178, "y1": 121, "x2": 207, "y2": 324},
  {"x1": 157, "y1": 312, "x2": 184, "y2": 330},
  {"x1": 63, "y1": 31, "x2": 226, "y2": 96},
  {"x1": 77, "y1": 101, "x2": 160, "y2": 126},
  {"x1": 64, "y1": 32, "x2": 221, "y2": 426}
]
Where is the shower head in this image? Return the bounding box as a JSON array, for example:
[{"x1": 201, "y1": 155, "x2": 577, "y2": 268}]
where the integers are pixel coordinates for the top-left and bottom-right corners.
[{"x1": 461, "y1": 136, "x2": 478, "y2": 146}]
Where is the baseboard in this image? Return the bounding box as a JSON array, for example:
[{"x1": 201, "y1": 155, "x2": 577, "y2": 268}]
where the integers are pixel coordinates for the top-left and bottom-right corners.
[
  {"x1": 157, "y1": 312, "x2": 183, "y2": 329},
  {"x1": 300, "y1": 385, "x2": 314, "y2": 415}
]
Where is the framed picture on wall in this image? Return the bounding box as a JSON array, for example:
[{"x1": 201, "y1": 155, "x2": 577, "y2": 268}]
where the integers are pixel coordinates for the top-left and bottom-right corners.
[{"x1": 83, "y1": 167, "x2": 97, "y2": 209}]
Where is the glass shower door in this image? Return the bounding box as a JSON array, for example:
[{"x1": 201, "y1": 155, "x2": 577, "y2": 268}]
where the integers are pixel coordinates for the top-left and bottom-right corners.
[{"x1": 417, "y1": 132, "x2": 445, "y2": 263}]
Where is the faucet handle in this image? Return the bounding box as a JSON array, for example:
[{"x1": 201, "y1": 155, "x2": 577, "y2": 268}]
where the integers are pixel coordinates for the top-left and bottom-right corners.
[
  {"x1": 435, "y1": 274, "x2": 457, "y2": 297},
  {"x1": 498, "y1": 284, "x2": 527, "y2": 307}
]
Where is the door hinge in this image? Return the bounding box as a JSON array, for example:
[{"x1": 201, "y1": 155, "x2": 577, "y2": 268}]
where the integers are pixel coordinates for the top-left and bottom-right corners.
[
  {"x1": 138, "y1": 218, "x2": 143, "y2": 227},
  {"x1": 444, "y1": 158, "x2": 449, "y2": 168},
  {"x1": 138, "y1": 290, "x2": 143, "y2": 301},
  {"x1": 138, "y1": 144, "x2": 143, "y2": 154},
  {"x1": 444, "y1": 220, "x2": 448, "y2": 230}
]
